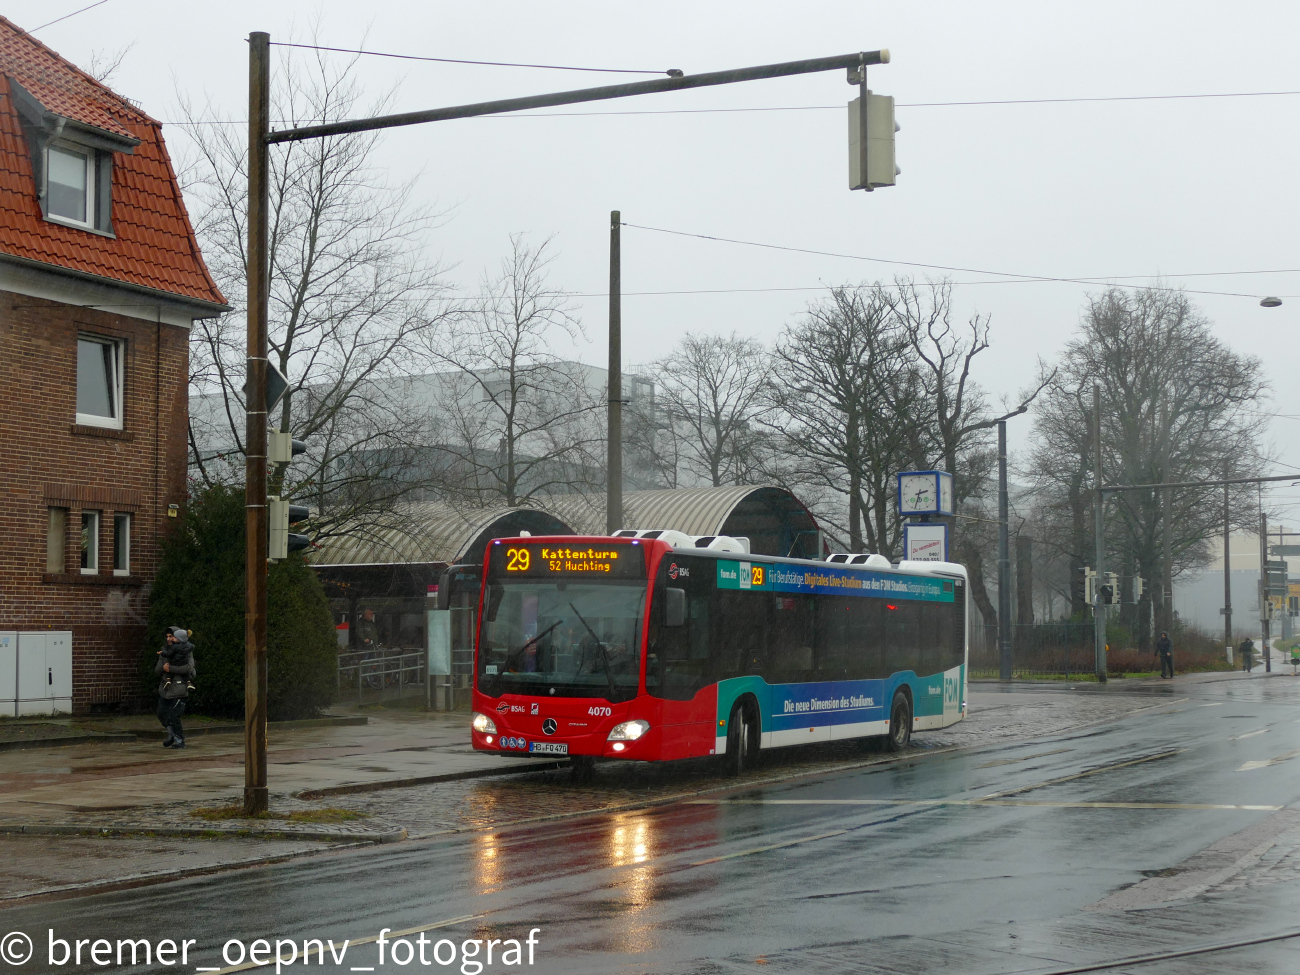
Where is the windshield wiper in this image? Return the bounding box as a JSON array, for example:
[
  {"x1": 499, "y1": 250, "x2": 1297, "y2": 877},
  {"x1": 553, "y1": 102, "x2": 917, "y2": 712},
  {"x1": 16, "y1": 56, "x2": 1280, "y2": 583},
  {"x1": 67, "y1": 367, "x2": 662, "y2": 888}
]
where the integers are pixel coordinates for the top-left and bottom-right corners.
[
  {"x1": 570, "y1": 602, "x2": 616, "y2": 700},
  {"x1": 490, "y1": 619, "x2": 564, "y2": 693}
]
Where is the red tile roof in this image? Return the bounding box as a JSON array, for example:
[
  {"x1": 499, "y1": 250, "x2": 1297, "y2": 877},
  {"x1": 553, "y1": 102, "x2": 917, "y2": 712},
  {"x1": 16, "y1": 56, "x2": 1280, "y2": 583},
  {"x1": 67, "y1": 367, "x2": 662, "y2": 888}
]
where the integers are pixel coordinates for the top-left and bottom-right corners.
[{"x1": 0, "y1": 16, "x2": 226, "y2": 309}]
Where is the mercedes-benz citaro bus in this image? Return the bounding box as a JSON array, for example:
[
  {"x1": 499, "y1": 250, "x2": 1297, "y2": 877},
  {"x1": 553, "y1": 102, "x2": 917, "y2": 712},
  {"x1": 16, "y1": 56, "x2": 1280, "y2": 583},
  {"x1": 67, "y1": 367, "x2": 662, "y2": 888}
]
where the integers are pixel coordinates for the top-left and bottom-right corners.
[{"x1": 470, "y1": 529, "x2": 968, "y2": 774}]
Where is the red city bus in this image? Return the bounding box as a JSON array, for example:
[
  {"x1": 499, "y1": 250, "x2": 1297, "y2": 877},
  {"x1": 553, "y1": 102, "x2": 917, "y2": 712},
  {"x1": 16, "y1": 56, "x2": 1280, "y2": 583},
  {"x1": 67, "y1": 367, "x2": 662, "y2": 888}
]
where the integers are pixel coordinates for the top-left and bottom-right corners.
[{"x1": 470, "y1": 533, "x2": 968, "y2": 773}]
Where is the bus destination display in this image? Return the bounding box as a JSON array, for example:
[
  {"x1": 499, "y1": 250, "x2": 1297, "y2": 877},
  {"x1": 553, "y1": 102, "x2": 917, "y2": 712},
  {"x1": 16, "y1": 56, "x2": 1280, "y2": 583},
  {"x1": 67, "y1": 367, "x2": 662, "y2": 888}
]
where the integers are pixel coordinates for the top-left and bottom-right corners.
[{"x1": 490, "y1": 542, "x2": 645, "y2": 579}]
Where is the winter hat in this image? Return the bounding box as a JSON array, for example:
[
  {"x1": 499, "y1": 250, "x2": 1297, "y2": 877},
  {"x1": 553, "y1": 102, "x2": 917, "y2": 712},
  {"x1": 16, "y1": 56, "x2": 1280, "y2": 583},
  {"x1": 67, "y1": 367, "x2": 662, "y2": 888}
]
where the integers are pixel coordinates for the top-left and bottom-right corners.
[{"x1": 170, "y1": 627, "x2": 190, "y2": 641}]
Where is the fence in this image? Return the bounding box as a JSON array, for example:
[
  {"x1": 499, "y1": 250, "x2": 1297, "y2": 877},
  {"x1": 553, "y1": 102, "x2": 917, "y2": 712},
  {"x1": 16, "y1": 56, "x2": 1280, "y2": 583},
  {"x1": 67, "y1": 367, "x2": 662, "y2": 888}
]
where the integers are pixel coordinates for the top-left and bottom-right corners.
[
  {"x1": 968, "y1": 622, "x2": 1097, "y2": 677},
  {"x1": 337, "y1": 647, "x2": 426, "y2": 706}
]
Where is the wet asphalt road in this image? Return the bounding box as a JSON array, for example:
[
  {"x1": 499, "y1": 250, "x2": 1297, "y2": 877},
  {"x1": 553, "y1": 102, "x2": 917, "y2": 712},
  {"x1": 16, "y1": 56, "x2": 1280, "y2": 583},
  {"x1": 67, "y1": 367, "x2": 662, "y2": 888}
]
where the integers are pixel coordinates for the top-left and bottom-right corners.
[{"x1": 6, "y1": 676, "x2": 1300, "y2": 975}]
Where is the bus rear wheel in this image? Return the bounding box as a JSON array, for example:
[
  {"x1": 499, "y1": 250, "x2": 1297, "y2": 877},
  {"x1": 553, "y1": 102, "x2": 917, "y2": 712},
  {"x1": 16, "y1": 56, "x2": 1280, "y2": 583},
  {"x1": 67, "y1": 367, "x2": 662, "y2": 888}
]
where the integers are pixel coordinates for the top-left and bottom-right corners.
[
  {"x1": 725, "y1": 700, "x2": 757, "y2": 776},
  {"x1": 886, "y1": 691, "x2": 912, "y2": 752}
]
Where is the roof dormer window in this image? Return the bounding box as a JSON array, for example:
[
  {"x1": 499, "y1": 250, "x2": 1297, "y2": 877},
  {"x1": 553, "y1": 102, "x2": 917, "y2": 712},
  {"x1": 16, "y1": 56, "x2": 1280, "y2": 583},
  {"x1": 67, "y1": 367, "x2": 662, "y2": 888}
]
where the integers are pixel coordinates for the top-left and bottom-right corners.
[
  {"x1": 7, "y1": 75, "x2": 137, "y2": 237},
  {"x1": 47, "y1": 142, "x2": 94, "y2": 227}
]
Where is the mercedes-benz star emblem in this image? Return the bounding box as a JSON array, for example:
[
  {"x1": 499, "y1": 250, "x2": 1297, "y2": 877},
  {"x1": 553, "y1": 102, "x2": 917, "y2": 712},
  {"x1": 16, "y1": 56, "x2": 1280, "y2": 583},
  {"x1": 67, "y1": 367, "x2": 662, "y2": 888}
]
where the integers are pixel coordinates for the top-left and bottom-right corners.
[{"x1": 542, "y1": 718, "x2": 557, "y2": 736}]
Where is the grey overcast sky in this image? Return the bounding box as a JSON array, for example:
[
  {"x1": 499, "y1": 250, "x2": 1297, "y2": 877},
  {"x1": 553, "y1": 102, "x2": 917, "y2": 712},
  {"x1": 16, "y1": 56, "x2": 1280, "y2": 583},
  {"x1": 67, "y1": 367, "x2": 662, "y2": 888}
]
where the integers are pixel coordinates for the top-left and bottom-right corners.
[{"x1": 16, "y1": 0, "x2": 1300, "y2": 513}]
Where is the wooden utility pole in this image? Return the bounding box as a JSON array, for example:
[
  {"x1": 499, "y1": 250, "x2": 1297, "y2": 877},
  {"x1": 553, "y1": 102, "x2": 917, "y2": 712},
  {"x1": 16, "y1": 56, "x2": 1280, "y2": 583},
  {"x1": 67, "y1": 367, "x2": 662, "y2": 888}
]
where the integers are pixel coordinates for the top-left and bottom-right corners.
[
  {"x1": 244, "y1": 31, "x2": 270, "y2": 816},
  {"x1": 606, "y1": 210, "x2": 622, "y2": 534}
]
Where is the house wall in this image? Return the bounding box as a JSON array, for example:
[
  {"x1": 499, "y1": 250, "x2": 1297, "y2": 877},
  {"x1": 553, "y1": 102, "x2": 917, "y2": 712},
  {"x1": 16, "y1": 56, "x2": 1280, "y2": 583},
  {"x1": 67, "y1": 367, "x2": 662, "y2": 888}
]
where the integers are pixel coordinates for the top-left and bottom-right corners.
[{"x1": 0, "y1": 289, "x2": 189, "y2": 711}]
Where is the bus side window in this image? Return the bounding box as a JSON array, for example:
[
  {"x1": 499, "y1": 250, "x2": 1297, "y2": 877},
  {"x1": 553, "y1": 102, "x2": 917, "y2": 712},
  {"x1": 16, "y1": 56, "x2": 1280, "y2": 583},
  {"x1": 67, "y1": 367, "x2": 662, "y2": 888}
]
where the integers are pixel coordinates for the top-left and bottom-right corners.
[
  {"x1": 884, "y1": 601, "x2": 920, "y2": 675},
  {"x1": 843, "y1": 597, "x2": 885, "y2": 680},
  {"x1": 712, "y1": 591, "x2": 762, "y2": 682}
]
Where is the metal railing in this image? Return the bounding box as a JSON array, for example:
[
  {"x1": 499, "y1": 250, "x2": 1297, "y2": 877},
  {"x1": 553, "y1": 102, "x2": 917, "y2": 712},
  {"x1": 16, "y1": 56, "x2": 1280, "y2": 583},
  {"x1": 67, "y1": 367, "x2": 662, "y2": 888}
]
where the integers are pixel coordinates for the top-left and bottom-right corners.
[
  {"x1": 968, "y1": 623, "x2": 1097, "y2": 678},
  {"x1": 337, "y1": 647, "x2": 426, "y2": 706}
]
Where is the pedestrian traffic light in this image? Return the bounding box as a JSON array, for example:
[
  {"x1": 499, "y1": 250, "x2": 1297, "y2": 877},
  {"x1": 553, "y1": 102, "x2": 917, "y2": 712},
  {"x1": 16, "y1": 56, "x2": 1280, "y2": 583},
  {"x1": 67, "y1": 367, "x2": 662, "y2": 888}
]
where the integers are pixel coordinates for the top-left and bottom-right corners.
[
  {"x1": 268, "y1": 496, "x2": 311, "y2": 560},
  {"x1": 1083, "y1": 567, "x2": 1096, "y2": 605},
  {"x1": 848, "y1": 92, "x2": 899, "y2": 190},
  {"x1": 1099, "y1": 583, "x2": 1114, "y2": 606}
]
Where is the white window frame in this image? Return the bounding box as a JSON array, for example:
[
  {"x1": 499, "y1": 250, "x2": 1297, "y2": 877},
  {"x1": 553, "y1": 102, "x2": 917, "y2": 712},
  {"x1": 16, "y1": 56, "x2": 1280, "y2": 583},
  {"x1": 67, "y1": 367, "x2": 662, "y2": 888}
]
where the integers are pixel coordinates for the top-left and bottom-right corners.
[
  {"x1": 113, "y1": 512, "x2": 131, "y2": 576},
  {"x1": 75, "y1": 334, "x2": 125, "y2": 430},
  {"x1": 80, "y1": 510, "x2": 100, "y2": 575},
  {"x1": 45, "y1": 141, "x2": 96, "y2": 231}
]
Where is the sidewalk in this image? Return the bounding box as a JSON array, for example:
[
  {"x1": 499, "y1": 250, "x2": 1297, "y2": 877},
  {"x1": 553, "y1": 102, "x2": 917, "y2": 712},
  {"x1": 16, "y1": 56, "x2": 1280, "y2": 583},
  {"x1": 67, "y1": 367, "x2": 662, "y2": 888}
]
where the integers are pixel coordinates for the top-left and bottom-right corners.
[{"x1": 0, "y1": 706, "x2": 541, "y2": 825}]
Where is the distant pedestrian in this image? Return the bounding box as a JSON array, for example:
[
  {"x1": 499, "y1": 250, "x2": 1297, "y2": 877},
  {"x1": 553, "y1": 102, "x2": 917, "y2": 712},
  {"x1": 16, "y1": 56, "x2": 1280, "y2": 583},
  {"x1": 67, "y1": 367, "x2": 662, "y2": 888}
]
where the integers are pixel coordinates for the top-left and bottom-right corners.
[
  {"x1": 355, "y1": 608, "x2": 380, "y2": 650},
  {"x1": 1156, "y1": 631, "x2": 1174, "y2": 679},
  {"x1": 156, "y1": 627, "x2": 195, "y2": 748},
  {"x1": 1238, "y1": 637, "x2": 1255, "y2": 673}
]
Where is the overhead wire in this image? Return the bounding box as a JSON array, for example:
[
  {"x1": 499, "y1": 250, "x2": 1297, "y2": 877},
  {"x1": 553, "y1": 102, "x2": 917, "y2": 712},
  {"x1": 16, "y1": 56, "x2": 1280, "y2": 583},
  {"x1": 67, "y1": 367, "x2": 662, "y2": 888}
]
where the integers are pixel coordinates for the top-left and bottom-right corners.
[
  {"x1": 620, "y1": 222, "x2": 1291, "y2": 300},
  {"x1": 29, "y1": 0, "x2": 108, "y2": 33},
  {"x1": 268, "y1": 41, "x2": 671, "y2": 75}
]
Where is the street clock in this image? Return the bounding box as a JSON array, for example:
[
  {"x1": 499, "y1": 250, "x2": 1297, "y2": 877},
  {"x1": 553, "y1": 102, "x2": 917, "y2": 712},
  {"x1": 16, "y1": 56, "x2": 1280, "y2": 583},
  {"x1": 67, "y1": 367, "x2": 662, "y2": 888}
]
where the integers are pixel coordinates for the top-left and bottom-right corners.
[{"x1": 896, "y1": 470, "x2": 954, "y2": 517}]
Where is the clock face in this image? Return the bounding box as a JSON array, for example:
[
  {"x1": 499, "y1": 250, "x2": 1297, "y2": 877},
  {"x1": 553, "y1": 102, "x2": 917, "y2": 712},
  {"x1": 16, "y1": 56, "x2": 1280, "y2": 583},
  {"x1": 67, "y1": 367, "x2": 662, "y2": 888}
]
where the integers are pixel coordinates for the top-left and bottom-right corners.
[{"x1": 899, "y1": 474, "x2": 936, "y2": 513}]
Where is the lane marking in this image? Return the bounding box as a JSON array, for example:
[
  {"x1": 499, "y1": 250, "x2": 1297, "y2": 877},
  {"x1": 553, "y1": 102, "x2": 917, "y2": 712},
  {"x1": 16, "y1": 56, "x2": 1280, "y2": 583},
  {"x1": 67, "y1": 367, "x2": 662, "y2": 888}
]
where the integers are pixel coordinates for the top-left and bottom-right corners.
[
  {"x1": 688, "y1": 799, "x2": 1280, "y2": 811},
  {"x1": 978, "y1": 749, "x2": 1182, "y2": 800},
  {"x1": 1237, "y1": 749, "x2": 1300, "y2": 772},
  {"x1": 202, "y1": 914, "x2": 484, "y2": 974},
  {"x1": 690, "y1": 829, "x2": 850, "y2": 865},
  {"x1": 976, "y1": 748, "x2": 1073, "y2": 769},
  {"x1": 1230, "y1": 728, "x2": 1269, "y2": 740}
]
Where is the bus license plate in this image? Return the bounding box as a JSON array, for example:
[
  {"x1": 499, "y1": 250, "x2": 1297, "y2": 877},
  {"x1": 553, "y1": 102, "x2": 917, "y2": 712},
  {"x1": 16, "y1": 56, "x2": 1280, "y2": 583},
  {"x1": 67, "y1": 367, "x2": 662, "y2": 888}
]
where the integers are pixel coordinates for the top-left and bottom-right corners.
[{"x1": 529, "y1": 742, "x2": 568, "y2": 755}]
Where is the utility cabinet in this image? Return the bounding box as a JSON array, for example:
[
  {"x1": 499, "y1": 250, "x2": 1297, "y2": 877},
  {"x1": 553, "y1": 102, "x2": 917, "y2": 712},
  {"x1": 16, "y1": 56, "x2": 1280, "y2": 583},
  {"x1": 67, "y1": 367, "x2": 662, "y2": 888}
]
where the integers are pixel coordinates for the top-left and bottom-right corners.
[
  {"x1": 0, "y1": 632, "x2": 15, "y2": 718},
  {"x1": 16, "y1": 631, "x2": 72, "y2": 715}
]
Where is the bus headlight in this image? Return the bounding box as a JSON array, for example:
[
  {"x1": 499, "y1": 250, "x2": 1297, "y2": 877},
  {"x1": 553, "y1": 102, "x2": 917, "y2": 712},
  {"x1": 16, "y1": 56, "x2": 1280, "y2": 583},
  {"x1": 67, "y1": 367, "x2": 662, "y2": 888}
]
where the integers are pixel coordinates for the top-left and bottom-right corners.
[
  {"x1": 471, "y1": 712, "x2": 498, "y2": 735},
  {"x1": 607, "y1": 720, "x2": 650, "y2": 742}
]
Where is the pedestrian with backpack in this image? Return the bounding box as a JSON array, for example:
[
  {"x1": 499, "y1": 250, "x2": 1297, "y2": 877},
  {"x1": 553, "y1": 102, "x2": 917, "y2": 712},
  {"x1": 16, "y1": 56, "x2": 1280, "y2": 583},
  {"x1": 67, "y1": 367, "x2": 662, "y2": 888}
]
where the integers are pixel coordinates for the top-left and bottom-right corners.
[{"x1": 156, "y1": 627, "x2": 195, "y2": 748}]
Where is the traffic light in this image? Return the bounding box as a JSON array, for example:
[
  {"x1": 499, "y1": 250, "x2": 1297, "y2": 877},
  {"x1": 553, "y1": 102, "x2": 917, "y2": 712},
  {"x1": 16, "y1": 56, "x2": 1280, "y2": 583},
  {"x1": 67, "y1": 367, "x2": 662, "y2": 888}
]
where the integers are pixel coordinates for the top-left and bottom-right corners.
[
  {"x1": 1098, "y1": 583, "x2": 1115, "y2": 606},
  {"x1": 1135, "y1": 576, "x2": 1145, "y2": 600},
  {"x1": 268, "y1": 431, "x2": 306, "y2": 465},
  {"x1": 1105, "y1": 572, "x2": 1120, "y2": 605},
  {"x1": 1083, "y1": 567, "x2": 1096, "y2": 606},
  {"x1": 848, "y1": 92, "x2": 899, "y2": 190},
  {"x1": 268, "y1": 496, "x2": 311, "y2": 560},
  {"x1": 267, "y1": 430, "x2": 310, "y2": 560}
]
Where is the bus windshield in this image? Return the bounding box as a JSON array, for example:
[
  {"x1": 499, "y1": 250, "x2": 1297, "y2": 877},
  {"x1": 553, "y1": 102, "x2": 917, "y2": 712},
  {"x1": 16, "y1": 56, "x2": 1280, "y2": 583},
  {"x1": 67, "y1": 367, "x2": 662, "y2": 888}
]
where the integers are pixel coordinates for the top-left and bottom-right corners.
[{"x1": 477, "y1": 580, "x2": 646, "y2": 702}]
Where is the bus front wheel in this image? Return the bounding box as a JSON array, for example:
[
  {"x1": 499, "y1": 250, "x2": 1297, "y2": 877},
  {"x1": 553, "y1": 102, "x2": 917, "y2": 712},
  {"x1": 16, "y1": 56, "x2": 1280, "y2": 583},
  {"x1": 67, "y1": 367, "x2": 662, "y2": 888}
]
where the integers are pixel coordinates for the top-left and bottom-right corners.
[
  {"x1": 725, "y1": 701, "x2": 757, "y2": 776},
  {"x1": 886, "y1": 691, "x2": 912, "y2": 751}
]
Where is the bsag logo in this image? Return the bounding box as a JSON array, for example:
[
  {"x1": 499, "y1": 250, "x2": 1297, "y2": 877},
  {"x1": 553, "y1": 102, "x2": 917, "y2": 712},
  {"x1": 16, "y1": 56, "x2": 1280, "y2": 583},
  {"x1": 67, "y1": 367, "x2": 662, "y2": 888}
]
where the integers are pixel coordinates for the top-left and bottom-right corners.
[
  {"x1": 496, "y1": 702, "x2": 510, "y2": 713},
  {"x1": 668, "y1": 563, "x2": 679, "y2": 580}
]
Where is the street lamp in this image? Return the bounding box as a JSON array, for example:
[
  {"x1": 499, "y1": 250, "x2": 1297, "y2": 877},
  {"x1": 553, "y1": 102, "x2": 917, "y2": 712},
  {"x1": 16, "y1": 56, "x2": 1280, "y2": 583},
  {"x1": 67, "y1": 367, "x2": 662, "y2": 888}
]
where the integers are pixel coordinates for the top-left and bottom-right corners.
[{"x1": 1261, "y1": 296, "x2": 1282, "y2": 308}]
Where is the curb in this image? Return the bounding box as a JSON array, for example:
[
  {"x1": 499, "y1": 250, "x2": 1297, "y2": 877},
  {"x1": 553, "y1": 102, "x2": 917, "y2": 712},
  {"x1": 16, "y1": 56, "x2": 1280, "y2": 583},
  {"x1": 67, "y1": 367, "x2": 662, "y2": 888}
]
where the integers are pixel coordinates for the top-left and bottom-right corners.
[
  {"x1": 297, "y1": 759, "x2": 568, "y2": 799},
  {"x1": 0, "y1": 733, "x2": 138, "y2": 753},
  {"x1": 0, "y1": 840, "x2": 381, "y2": 906},
  {"x1": 0, "y1": 822, "x2": 406, "y2": 843}
]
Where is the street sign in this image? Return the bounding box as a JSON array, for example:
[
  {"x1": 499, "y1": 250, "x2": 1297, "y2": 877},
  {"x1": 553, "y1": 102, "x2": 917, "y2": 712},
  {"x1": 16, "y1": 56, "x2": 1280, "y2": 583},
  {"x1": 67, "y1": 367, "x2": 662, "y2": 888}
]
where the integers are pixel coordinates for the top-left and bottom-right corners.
[
  {"x1": 904, "y1": 522, "x2": 948, "y2": 561},
  {"x1": 1266, "y1": 559, "x2": 1289, "y2": 597}
]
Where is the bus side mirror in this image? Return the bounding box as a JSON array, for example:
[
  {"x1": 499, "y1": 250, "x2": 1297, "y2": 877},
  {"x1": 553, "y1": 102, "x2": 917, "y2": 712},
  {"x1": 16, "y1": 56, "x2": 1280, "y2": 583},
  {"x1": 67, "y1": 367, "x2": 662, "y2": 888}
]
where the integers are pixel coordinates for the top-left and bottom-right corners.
[
  {"x1": 665, "y1": 588, "x2": 686, "y2": 627},
  {"x1": 435, "y1": 568, "x2": 452, "y2": 611}
]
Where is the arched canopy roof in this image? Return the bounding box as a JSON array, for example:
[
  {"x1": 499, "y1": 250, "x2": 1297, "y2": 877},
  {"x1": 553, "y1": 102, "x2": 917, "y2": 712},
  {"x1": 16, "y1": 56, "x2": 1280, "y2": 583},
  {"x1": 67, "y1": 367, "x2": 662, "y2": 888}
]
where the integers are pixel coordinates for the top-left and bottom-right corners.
[
  {"x1": 310, "y1": 503, "x2": 574, "y2": 569},
  {"x1": 545, "y1": 485, "x2": 822, "y2": 560}
]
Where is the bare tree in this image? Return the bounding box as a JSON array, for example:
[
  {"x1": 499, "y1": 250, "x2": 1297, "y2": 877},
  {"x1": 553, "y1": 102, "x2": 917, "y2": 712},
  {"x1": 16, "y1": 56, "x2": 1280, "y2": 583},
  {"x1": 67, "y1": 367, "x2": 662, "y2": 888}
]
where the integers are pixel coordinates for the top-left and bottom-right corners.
[
  {"x1": 882, "y1": 279, "x2": 1052, "y2": 626},
  {"x1": 179, "y1": 44, "x2": 455, "y2": 540},
  {"x1": 630, "y1": 332, "x2": 774, "y2": 488},
  {"x1": 769, "y1": 287, "x2": 920, "y2": 556},
  {"x1": 431, "y1": 235, "x2": 603, "y2": 508},
  {"x1": 1027, "y1": 287, "x2": 1267, "y2": 645}
]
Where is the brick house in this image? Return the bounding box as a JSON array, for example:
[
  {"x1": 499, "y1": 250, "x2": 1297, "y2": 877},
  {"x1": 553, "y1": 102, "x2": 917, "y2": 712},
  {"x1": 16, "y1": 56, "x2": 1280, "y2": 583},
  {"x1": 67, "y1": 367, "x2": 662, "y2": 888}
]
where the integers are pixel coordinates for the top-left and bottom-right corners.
[{"x1": 0, "y1": 17, "x2": 227, "y2": 714}]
